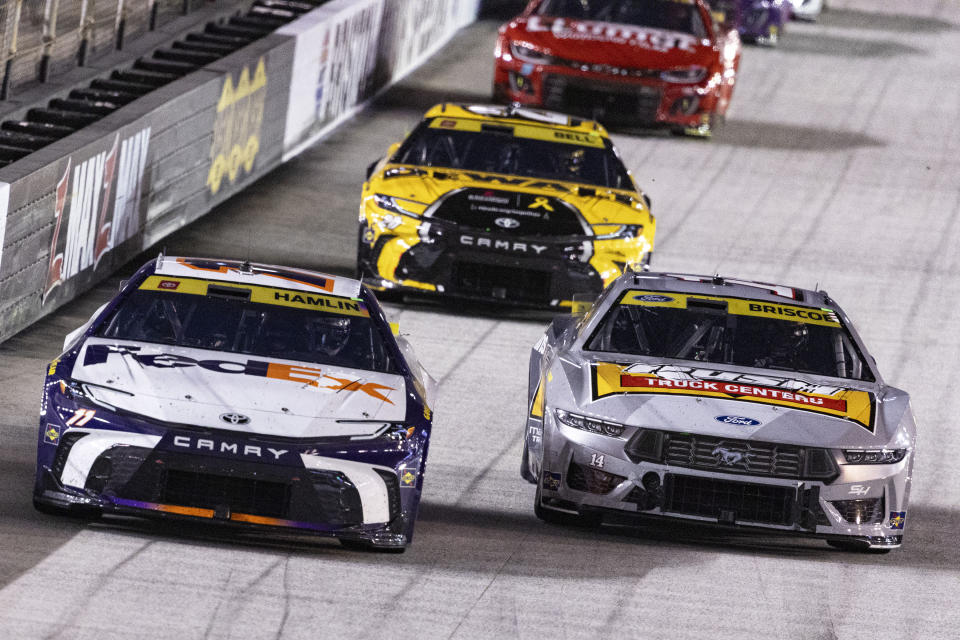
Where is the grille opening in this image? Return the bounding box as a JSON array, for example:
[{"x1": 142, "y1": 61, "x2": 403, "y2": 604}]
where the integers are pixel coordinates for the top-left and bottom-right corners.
[
  {"x1": 663, "y1": 474, "x2": 796, "y2": 526},
  {"x1": 830, "y1": 498, "x2": 884, "y2": 525},
  {"x1": 625, "y1": 428, "x2": 838, "y2": 482},
  {"x1": 373, "y1": 469, "x2": 402, "y2": 525},
  {"x1": 161, "y1": 469, "x2": 291, "y2": 519},
  {"x1": 52, "y1": 432, "x2": 90, "y2": 480},
  {"x1": 566, "y1": 461, "x2": 626, "y2": 495},
  {"x1": 453, "y1": 262, "x2": 551, "y2": 303}
]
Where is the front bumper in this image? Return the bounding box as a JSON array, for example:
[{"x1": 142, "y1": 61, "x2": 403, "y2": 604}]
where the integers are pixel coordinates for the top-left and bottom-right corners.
[
  {"x1": 535, "y1": 414, "x2": 910, "y2": 550},
  {"x1": 359, "y1": 222, "x2": 648, "y2": 308},
  {"x1": 35, "y1": 426, "x2": 424, "y2": 549},
  {"x1": 493, "y1": 59, "x2": 721, "y2": 135}
]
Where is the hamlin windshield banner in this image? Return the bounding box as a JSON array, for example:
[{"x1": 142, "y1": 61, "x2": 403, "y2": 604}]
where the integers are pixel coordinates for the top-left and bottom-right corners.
[{"x1": 592, "y1": 361, "x2": 875, "y2": 431}]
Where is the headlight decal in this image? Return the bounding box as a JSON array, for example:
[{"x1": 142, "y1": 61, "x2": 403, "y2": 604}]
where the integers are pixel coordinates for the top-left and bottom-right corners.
[
  {"x1": 843, "y1": 449, "x2": 908, "y2": 464},
  {"x1": 555, "y1": 408, "x2": 625, "y2": 438}
]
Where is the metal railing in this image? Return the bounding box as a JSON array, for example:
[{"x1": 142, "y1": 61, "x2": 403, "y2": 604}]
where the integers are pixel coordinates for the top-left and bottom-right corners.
[{"x1": 0, "y1": 0, "x2": 211, "y2": 100}]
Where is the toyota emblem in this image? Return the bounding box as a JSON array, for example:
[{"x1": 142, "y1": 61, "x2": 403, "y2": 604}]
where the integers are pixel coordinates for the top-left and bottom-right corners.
[
  {"x1": 220, "y1": 413, "x2": 250, "y2": 425},
  {"x1": 494, "y1": 217, "x2": 520, "y2": 229}
]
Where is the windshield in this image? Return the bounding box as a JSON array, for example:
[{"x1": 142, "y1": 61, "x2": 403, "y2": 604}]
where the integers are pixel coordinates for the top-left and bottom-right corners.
[
  {"x1": 586, "y1": 291, "x2": 874, "y2": 382},
  {"x1": 96, "y1": 276, "x2": 397, "y2": 373},
  {"x1": 536, "y1": 0, "x2": 707, "y2": 37},
  {"x1": 391, "y1": 119, "x2": 634, "y2": 190}
]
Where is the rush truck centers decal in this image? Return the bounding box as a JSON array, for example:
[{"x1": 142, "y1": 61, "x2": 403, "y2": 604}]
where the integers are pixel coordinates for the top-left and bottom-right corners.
[
  {"x1": 592, "y1": 362, "x2": 875, "y2": 431},
  {"x1": 208, "y1": 58, "x2": 267, "y2": 195},
  {"x1": 43, "y1": 128, "x2": 152, "y2": 302}
]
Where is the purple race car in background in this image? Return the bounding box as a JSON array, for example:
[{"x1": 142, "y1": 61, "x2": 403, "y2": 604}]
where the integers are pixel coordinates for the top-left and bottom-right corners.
[{"x1": 713, "y1": 0, "x2": 790, "y2": 45}]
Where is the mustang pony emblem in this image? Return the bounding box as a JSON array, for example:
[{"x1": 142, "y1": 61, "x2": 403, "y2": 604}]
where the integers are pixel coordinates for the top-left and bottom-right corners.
[{"x1": 711, "y1": 446, "x2": 744, "y2": 466}]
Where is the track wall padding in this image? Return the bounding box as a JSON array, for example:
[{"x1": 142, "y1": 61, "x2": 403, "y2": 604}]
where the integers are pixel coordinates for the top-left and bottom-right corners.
[{"x1": 0, "y1": 0, "x2": 480, "y2": 343}]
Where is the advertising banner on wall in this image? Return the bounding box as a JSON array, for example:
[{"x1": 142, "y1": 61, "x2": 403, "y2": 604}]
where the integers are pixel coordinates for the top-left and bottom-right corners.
[
  {"x1": 0, "y1": 182, "x2": 8, "y2": 281},
  {"x1": 43, "y1": 126, "x2": 152, "y2": 303},
  {"x1": 279, "y1": 0, "x2": 384, "y2": 159}
]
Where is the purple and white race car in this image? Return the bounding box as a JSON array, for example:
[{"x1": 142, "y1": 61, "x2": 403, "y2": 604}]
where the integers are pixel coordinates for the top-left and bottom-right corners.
[
  {"x1": 34, "y1": 255, "x2": 436, "y2": 551},
  {"x1": 713, "y1": 0, "x2": 790, "y2": 45}
]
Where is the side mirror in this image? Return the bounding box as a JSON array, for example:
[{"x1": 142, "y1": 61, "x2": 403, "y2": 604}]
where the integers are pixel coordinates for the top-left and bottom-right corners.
[
  {"x1": 642, "y1": 193, "x2": 652, "y2": 210},
  {"x1": 119, "y1": 279, "x2": 129, "y2": 291},
  {"x1": 711, "y1": 10, "x2": 726, "y2": 24},
  {"x1": 365, "y1": 158, "x2": 381, "y2": 180},
  {"x1": 570, "y1": 293, "x2": 595, "y2": 316}
]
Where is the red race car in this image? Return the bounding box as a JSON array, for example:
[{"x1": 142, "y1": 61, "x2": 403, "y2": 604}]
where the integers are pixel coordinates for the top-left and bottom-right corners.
[{"x1": 494, "y1": 0, "x2": 741, "y2": 137}]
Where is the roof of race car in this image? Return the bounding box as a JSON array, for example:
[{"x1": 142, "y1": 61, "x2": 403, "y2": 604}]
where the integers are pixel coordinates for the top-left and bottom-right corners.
[
  {"x1": 422, "y1": 103, "x2": 611, "y2": 139},
  {"x1": 153, "y1": 256, "x2": 362, "y2": 299},
  {"x1": 616, "y1": 271, "x2": 832, "y2": 307}
]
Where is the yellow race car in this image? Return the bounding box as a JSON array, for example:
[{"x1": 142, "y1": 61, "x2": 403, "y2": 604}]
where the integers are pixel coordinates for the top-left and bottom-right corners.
[{"x1": 357, "y1": 104, "x2": 655, "y2": 308}]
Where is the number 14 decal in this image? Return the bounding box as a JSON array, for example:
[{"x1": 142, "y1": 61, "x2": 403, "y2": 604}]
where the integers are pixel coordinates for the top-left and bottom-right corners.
[
  {"x1": 66, "y1": 408, "x2": 96, "y2": 427},
  {"x1": 590, "y1": 453, "x2": 605, "y2": 469}
]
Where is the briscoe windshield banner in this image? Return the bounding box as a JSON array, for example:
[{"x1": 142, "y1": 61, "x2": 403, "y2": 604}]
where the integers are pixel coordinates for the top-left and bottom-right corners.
[
  {"x1": 44, "y1": 127, "x2": 151, "y2": 303},
  {"x1": 592, "y1": 362, "x2": 876, "y2": 431}
]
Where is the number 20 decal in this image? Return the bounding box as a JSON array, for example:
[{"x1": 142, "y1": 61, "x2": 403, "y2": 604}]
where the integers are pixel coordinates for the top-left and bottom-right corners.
[{"x1": 65, "y1": 408, "x2": 96, "y2": 427}]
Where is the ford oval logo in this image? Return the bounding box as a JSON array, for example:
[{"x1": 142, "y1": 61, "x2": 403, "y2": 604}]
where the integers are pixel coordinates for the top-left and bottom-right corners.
[
  {"x1": 494, "y1": 217, "x2": 520, "y2": 229},
  {"x1": 637, "y1": 294, "x2": 673, "y2": 302},
  {"x1": 220, "y1": 413, "x2": 250, "y2": 425},
  {"x1": 715, "y1": 415, "x2": 762, "y2": 427}
]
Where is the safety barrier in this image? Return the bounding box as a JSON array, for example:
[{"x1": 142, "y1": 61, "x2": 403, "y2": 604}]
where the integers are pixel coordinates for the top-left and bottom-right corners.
[{"x1": 0, "y1": 0, "x2": 482, "y2": 343}]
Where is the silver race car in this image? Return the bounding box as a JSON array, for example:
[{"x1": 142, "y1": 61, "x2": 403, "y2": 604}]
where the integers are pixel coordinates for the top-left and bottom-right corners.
[{"x1": 522, "y1": 271, "x2": 915, "y2": 552}]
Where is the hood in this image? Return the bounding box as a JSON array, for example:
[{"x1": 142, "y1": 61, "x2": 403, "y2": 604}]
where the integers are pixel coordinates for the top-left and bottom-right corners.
[
  {"x1": 375, "y1": 167, "x2": 648, "y2": 227},
  {"x1": 68, "y1": 339, "x2": 407, "y2": 439},
  {"x1": 506, "y1": 16, "x2": 715, "y2": 69},
  {"x1": 554, "y1": 357, "x2": 909, "y2": 448}
]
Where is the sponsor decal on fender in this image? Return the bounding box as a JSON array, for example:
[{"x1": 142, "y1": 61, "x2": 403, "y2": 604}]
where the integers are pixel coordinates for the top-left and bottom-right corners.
[
  {"x1": 43, "y1": 128, "x2": 151, "y2": 302},
  {"x1": 592, "y1": 362, "x2": 875, "y2": 431},
  {"x1": 208, "y1": 58, "x2": 267, "y2": 195},
  {"x1": 83, "y1": 344, "x2": 396, "y2": 404},
  {"x1": 44, "y1": 423, "x2": 61, "y2": 445}
]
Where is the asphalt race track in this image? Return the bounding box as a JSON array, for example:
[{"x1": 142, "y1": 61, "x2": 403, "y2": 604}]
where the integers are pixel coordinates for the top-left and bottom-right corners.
[{"x1": 1, "y1": 1, "x2": 959, "y2": 638}]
